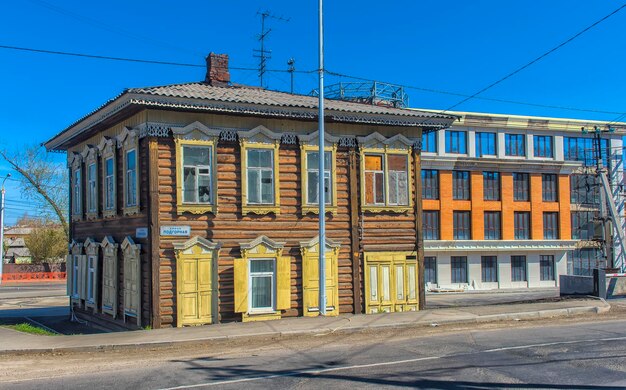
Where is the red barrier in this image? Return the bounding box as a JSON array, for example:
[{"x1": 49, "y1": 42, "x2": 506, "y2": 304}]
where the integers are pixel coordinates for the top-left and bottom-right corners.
[{"x1": 1, "y1": 272, "x2": 66, "y2": 282}]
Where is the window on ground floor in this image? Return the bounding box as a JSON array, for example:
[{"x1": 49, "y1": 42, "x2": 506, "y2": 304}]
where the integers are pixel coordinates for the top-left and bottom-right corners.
[
  {"x1": 511, "y1": 256, "x2": 527, "y2": 282},
  {"x1": 540, "y1": 255, "x2": 555, "y2": 281},
  {"x1": 481, "y1": 256, "x2": 498, "y2": 283},
  {"x1": 567, "y1": 248, "x2": 606, "y2": 276},
  {"x1": 424, "y1": 257, "x2": 437, "y2": 284},
  {"x1": 451, "y1": 256, "x2": 468, "y2": 284}
]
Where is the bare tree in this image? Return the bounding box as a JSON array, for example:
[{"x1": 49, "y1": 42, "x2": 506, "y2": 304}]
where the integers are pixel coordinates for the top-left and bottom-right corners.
[{"x1": 0, "y1": 146, "x2": 69, "y2": 238}]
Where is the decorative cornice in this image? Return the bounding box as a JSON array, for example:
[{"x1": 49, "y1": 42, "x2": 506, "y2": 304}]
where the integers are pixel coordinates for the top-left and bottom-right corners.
[
  {"x1": 121, "y1": 236, "x2": 141, "y2": 251},
  {"x1": 240, "y1": 235, "x2": 286, "y2": 251},
  {"x1": 424, "y1": 240, "x2": 578, "y2": 252},
  {"x1": 100, "y1": 236, "x2": 118, "y2": 249},
  {"x1": 173, "y1": 236, "x2": 221, "y2": 252},
  {"x1": 298, "y1": 130, "x2": 340, "y2": 147}
]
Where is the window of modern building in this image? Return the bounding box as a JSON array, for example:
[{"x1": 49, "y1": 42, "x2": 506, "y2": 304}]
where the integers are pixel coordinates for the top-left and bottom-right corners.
[
  {"x1": 542, "y1": 174, "x2": 558, "y2": 202},
  {"x1": 540, "y1": 255, "x2": 555, "y2": 281},
  {"x1": 424, "y1": 257, "x2": 437, "y2": 284},
  {"x1": 505, "y1": 134, "x2": 526, "y2": 157},
  {"x1": 533, "y1": 135, "x2": 553, "y2": 158},
  {"x1": 476, "y1": 132, "x2": 497, "y2": 157},
  {"x1": 543, "y1": 212, "x2": 559, "y2": 239},
  {"x1": 453, "y1": 211, "x2": 471, "y2": 240},
  {"x1": 514, "y1": 212, "x2": 530, "y2": 239},
  {"x1": 423, "y1": 211, "x2": 440, "y2": 240},
  {"x1": 304, "y1": 151, "x2": 333, "y2": 206},
  {"x1": 104, "y1": 157, "x2": 115, "y2": 212},
  {"x1": 422, "y1": 131, "x2": 437, "y2": 153},
  {"x1": 564, "y1": 137, "x2": 610, "y2": 167},
  {"x1": 421, "y1": 169, "x2": 439, "y2": 200},
  {"x1": 570, "y1": 174, "x2": 601, "y2": 206},
  {"x1": 511, "y1": 256, "x2": 527, "y2": 282},
  {"x1": 452, "y1": 171, "x2": 471, "y2": 200},
  {"x1": 445, "y1": 130, "x2": 467, "y2": 154},
  {"x1": 483, "y1": 172, "x2": 500, "y2": 201},
  {"x1": 568, "y1": 248, "x2": 605, "y2": 276},
  {"x1": 481, "y1": 256, "x2": 498, "y2": 283},
  {"x1": 513, "y1": 173, "x2": 529, "y2": 201},
  {"x1": 451, "y1": 256, "x2": 468, "y2": 283},
  {"x1": 571, "y1": 211, "x2": 599, "y2": 240},
  {"x1": 484, "y1": 211, "x2": 501, "y2": 240}
]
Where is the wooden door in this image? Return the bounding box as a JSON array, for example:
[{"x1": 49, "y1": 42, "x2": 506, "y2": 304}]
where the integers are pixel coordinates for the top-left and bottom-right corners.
[
  {"x1": 303, "y1": 254, "x2": 338, "y2": 316},
  {"x1": 102, "y1": 254, "x2": 117, "y2": 318},
  {"x1": 365, "y1": 252, "x2": 419, "y2": 314},
  {"x1": 177, "y1": 256, "x2": 214, "y2": 327}
]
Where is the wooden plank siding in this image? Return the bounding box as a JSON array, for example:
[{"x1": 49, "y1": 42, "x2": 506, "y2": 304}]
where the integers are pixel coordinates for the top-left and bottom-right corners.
[
  {"x1": 156, "y1": 138, "x2": 358, "y2": 326},
  {"x1": 71, "y1": 137, "x2": 151, "y2": 327}
]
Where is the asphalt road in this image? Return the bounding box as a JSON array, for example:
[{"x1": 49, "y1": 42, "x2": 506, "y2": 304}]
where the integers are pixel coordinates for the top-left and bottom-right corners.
[
  {"x1": 3, "y1": 319, "x2": 626, "y2": 389},
  {"x1": 425, "y1": 288, "x2": 559, "y2": 308}
]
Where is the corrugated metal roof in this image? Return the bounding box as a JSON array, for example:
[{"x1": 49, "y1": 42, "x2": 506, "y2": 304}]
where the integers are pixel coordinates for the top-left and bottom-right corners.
[{"x1": 127, "y1": 83, "x2": 454, "y2": 119}]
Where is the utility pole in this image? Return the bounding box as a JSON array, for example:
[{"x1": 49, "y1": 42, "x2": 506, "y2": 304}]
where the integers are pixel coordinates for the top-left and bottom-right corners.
[
  {"x1": 287, "y1": 58, "x2": 296, "y2": 94},
  {"x1": 253, "y1": 10, "x2": 289, "y2": 88},
  {"x1": 584, "y1": 126, "x2": 626, "y2": 272},
  {"x1": 0, "y1": 173, "x2": 11, "y2": 285},
  {"x1": 317, "y1": 0, "x2": 327, "y2": 316}
]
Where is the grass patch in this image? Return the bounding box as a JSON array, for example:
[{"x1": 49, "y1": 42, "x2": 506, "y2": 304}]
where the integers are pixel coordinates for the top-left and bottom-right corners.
[{"x1": 4, "y1": 322, "x2": 57, "y2": 336}]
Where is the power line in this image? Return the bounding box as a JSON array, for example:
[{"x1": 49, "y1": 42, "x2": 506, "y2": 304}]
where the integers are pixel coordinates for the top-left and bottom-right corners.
[
  {"x1": 325, "y1": 70, "x2": 626, "y2": 117},
  {"x1": 443, "y1": 3, "x2": 626, "y2": 112},
  {"x1": 0, "y1": 44, "x2": 316, "y2": 74}
]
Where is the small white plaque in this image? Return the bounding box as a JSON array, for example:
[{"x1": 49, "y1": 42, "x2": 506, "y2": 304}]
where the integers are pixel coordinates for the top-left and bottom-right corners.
[{"x1": 160, "y1": 225, "x2": 191, "y2": 237}]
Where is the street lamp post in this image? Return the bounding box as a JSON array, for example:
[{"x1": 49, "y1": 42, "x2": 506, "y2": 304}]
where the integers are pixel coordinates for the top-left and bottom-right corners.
[
  {"x1": 0, "y1": 173, "x2": 11, "y2": 285},
  {"x1": 317, "y1": 0, "x2": 327, "y2": 316}
]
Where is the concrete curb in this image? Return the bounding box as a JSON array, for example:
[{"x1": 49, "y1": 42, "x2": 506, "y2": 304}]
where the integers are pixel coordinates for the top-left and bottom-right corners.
[{"x1": 0, "y1": 301, "x2": 610, "y2": 356}]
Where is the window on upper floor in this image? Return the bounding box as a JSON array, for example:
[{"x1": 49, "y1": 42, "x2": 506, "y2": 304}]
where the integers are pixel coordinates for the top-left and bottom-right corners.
[
  {"x1": 362, "y1": 153, "x2": 411, "y2": 210},
  {"x1": 98, "y1": 136, "x2": 117, "y2": 218},
  {"x1": 104, "y1": 157, "x2": 115, "y2": 212},
  {"x1": 422, "y1": 131, "x2": 437, "y2": 153},
  {"x1": 505, "y1": 134, "x2": 526, "y2": 157},
  {"x1": 533, "y1": 135, "x2": 553, "y2": 158},
  {"x1": 72, "y1": 166, "x2": 82, "y2": 217},
  {"x1": 513, "y1": 173, "x2": 529, "y2": 201},
  {"x1": 542, "y1": 174, "x2": 558, "y2": 202},
  {"x1": 476, "y1": 132, "x2": 497, "y2": 157},
  {"x1": 543, "y1": 212, "x2": 559, "y2": 239},
  {"x1": 483, "y1": 172, "x2": 500, "y2": 201},
  {"x1": 570, "y1": 174, "x2": 600, "y2": 207},
  {"x1": 421, "y1": 169, "x2": 439, "y2": 200},
  {"x1": 452, "y1": 171, "x2": 470, "y2": 200},
  {"x1": 87, "y1": 162, "x2": 97, "y2": 214},
  {"x1": 423, "y1": 210, "x2": 440, "y2": 240},
  {"x1": 484, "y1": 211, "x2": 501, "y2": 240},
  {"x1": 305, "y1": 151, "x2": 332, "y2": 206},
  {"x1": 514, "y1": 212, "x2": 530, "y2": 239},
  {"x1": 300, "y1": 131, "x2": 339, "y2": 215},
  {"x1": 564, "y1": 136, "x2": 610, "y2": 167},
  {"x1": 445, "y1": 130, "x2": 467, "y2": 154},
  {"x1": 453, "y1": 211, "x2": 471, "y2": 240},
  {"x1": 118, "y1": 128, "x2": 140, "y2": 215},
  {"x1": 247, "y1": 148, "x2": 275, "y2": 205},
  {"x1": 571, "y1": 211, "x2": 600, "y2": 240},
  {"x1": 125, "y1": 149, "x2": 138, "y2": 208}
]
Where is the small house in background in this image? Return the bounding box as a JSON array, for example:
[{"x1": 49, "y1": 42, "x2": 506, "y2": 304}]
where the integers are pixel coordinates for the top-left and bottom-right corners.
[
  {"x1": 44, "y1": 53, "x2": 455, "y2": 329},
  {"x1": 3, "y1": 227, "x2": 33, "y2": 263}
]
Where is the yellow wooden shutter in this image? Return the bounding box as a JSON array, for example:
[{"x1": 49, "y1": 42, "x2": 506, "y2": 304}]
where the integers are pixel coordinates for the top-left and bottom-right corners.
[
  {"x1": 66, "y1": 254, "x2": 72, "y2": 297},
  {"x1": 233, "y1": 258, "x2": 248, "y2": 313},
  {"x1": 276, "y1": 256, "x2": 291, "y2": 311}
]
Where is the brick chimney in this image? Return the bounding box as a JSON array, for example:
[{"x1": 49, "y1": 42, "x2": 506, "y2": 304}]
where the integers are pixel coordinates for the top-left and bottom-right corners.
[{"x1": 205, "y1": 53, "x2": 230, "y2": 87}]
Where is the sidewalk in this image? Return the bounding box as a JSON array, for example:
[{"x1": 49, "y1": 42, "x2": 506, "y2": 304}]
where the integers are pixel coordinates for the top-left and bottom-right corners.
[{"x1": 0, "y1": 297, "x2": 609, "y2": 355}]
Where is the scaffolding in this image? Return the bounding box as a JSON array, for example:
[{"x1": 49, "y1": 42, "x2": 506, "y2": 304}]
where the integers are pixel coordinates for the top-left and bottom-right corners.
[{"x1": 311, "y1": 81, "x2": 409, "y2": 108}]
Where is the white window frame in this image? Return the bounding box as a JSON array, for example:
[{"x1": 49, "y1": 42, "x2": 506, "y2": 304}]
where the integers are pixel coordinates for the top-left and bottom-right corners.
[
  {"x1": 305, "y1": 150, "x2": 333, "y2": 206},
  {"x1": 246, "y1": 148, "x2": 275, "y2": 205},
  {"x1": 182, "y1": 145, "x2": 214, "y2": 204},
  {"x1": 248, "y1": 258, "x2": 276, "y2": 313},
  {"x1": 387, "y1": 154, "x2": 409, "y2": 206},
  {"x1": 364, "y1": 153, "x2": 386, "y2": 206}
]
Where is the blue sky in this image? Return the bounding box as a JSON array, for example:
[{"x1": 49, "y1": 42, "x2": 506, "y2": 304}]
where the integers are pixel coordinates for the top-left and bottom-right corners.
[{"x1": 1, "y1": 1, "x2": 625, "y2": 224}]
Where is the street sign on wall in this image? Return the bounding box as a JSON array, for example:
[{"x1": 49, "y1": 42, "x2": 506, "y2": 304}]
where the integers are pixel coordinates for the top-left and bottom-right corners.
[{"x1": 160, "y1": 226, "x2": 191, "y2": 237}]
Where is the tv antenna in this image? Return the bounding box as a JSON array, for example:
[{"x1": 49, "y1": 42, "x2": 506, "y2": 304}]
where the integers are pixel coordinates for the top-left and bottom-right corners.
[{"x1": 254, "y1": 10, "x2": 290, "y2": 88}]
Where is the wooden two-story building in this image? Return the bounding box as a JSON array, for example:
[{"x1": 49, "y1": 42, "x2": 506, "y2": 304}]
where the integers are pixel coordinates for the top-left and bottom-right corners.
[{"x1": 44, "y1": 54, "x2": 455, "y2": 329}]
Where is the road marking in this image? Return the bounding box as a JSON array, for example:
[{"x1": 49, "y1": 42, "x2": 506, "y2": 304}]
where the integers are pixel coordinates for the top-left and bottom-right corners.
[{"x1": 157, "y1": 335, "x2": 626, "y2": 390}]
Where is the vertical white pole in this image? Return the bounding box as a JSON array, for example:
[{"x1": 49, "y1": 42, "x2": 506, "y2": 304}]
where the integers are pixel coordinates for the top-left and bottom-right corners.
[
  {"x1": 0, "y1": 175, "x2": 9, "y2": 285},
  {"x1": 318, "y1": 0, "x2": 327, "y2": 316}
]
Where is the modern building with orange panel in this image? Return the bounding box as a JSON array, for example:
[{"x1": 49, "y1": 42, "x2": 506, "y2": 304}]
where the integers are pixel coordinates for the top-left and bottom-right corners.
[{"x1": 418, "y1": 111, "x2": 625, "y2": 290}]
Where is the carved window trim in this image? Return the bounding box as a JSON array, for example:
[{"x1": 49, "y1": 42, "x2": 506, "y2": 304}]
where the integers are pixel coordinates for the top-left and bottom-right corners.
[
  {"x1": 81, "y1": 145, "x2": 99, "y2": 220},
  {"x1": 68, "y1": 152, "x2": 83, "y2": 221},
  {"x1": 101, "y1": 236, "x2": 119, "y2": 318},
  {"x1": 239, "y1": 126, "x2": 282, "y2": 215},
  {"x1": 299, "y1": 131, "x2": 339, "y2": 215},
  {"x1": 172, "y1": 122, "x2": 221, "y2": 215},
  {"x1": 84, "y1": 237, "x2": 100, "y2": 310},
  {"x1": 357, "y1": 133, "x2": 414, "y2": 213},
  {"x1": 118, "y1": 127, "x2": 140, "y2": 216},
  {"x1": 98, "y1": 137, "x2": 117, "y2": 218}
]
